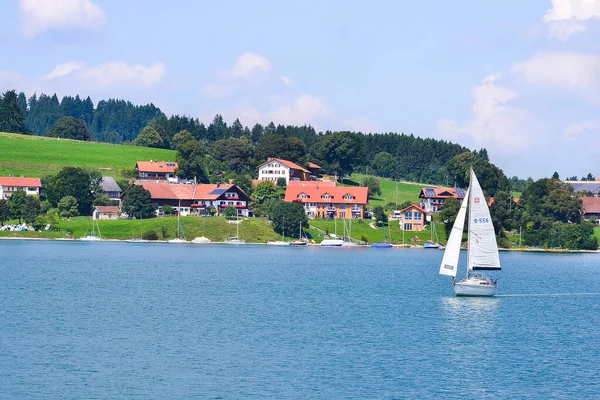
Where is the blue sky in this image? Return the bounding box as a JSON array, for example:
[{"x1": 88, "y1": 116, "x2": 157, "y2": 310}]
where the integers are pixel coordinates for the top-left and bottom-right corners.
[{"x1": 1, "y1": 0, "x2": 599, "y2": 179}]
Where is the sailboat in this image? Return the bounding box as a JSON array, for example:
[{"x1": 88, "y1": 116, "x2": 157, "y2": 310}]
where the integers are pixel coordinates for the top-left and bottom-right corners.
[
  {"x1": 290, "y1": 221, "x2": 308, "y2": 246},
  {"x1": 320, "y1": 217, "x2": 344, "y2": 246},
  {"x1": 396, "y1": 219, "x2": 410, "y2": 248},
  {"x1": 224, "y1": 213, "x2": 246, "y2": 244},
  {"x1": 80, "y1": 217, "x2": 102, "y2": 241},
  {"x1": 168, "y1": 200, "x2": 188, "y2": 243},
  {"x1": 342, "y1": 219, "x2": 358, "y2": 247},
  {"x1": 268, "y1": 217, "x2": 290, "y2": 246},
  {"x1": 128, "y1": 212, "x2": 149, "y2": 243},
  {"x1": 192, "y1": 218, "x2": 211, "y2": 244},
  {"x1": 424, "y1": 220, "x2": 441, "y2": 249},
  {"x1": 439, "y1": 168, "x2": 501, "y2": 297}
]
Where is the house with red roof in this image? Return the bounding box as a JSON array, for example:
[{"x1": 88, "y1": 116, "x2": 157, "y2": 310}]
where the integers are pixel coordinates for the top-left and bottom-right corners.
[
  {"x1": 135, "y1": 182, "x2": 250, "y2": 217},
  {"x1": 257, "y1": 158, "x2": 311, "y2": 184},
  {"x1": 0, "y1": 177, "x2": 42, "y2": 200},
  {"x1": 284, "y1": 182, "x2": 369, "y2": 219},
  {"x1": 135, "y1": 161, "x2": 179, "y2": 181},
  {"x1": 418, "y1": 186, "x2": 467, "y2": 213},
  {"x1": 582, "y1": 197, "x2": 600, "y2": 225},
  {"x1": 398, "y1": 203, "x2": 427, "y2": 231},
  {"x1": 93, "y1": 206, "x2": 121, "y2": 220}
]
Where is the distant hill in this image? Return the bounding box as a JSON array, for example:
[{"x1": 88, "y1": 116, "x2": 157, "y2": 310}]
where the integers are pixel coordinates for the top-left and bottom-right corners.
[{"x1": 0, "y1": 132, "x2": 176, "y2": 178}]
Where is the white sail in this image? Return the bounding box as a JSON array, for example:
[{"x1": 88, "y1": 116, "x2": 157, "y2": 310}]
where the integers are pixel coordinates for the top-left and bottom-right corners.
[
  {"x1": 439, "y1": 187, "x2": 470, "y2": 277},
  {"x1": 467, "y1": 169, "x2": 501, "y2": 271}
]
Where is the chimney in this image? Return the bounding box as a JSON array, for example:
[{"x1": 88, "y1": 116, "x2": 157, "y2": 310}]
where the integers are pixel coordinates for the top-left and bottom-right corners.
[
  {"x1": 229, "y1": 179, "x2": 234, "y2": 185},
  {"x1": 216, "y1": 182, "x2": 220, "y2": 188}
]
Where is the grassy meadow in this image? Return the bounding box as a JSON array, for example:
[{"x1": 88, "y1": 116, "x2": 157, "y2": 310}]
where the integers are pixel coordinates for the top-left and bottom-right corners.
[
  {"x1": 344, "y1": 173, "x2": 433, "y2": 208},
  {"x1": 0, "y1": 132, "x2": 176, "y2": 178},
  {"x1": 0, "y1": 216, "x2": 280, "y2": 243}
]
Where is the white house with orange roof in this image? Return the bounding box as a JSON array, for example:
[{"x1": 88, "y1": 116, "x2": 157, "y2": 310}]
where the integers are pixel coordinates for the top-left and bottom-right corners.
[
  {"x1": 257, "y1": 158, "x2": 310, "y2": 184},
  {"x1": 134, "y1": 181, "x2": 250, "y2": 217},
  {"x1": 284, "y1": 181, "x2": 368, "y2": 219},
  {"x1": 0, "y1": 177, "x2": 42, "y2": 200},
  {"x1": 418, "y1": 187, "x2": 466, "y2": 213},
  {"x1": 135, "y1": 161, "x2": 179, "y2": 182}
]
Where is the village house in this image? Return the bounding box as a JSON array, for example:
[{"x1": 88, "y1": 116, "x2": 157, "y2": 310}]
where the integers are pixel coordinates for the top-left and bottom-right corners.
[
  {"x1": 0, "y1": 177, "x2": 42, "y2": 200},
  {"x1": 257, "y1": 158, "x2": 311, "y2": 184},
  {"x1": 582, "y1": 197, "x2": 600, "y2": 225},
  {"x1": 418, "y1": 187, "x2": 466, "y2": 213},
  {"x1": 100, "y1": 176, "x2": 122, "y2": 204},
  {"x1": 135, "y1": 161, "x2": 179, "y2": 182},
  {"x1": 136, "y1": 181, "x2": 250, "y2": 217},
  {"x1": 563, "y1": 180, "x2": 600, "y2": 196},
  {"x1": 284, "y1": 181, "x2": 368, "y2": 219},
  {"x1": 398, "y1": 203, "x2": 427, "y2": 231},
  {"x1": 93, "y1": 206, "x2": 121, "y2": 220},
  {"x1": 307, "y1": 162, "x2": 321, "y2": 180}
]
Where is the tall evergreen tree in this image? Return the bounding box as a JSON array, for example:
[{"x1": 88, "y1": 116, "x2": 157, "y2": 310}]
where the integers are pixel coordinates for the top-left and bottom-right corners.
[{"x1": 0, "y1": 90, "x2": 27, "y2": 133}]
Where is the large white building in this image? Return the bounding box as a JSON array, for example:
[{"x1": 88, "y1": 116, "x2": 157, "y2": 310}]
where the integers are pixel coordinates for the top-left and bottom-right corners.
[
  {"x1": 257, "y1": 158, "x2": 310, "y2": 184},
  {"x1": 0, "y1": 177, "x2": 42, "y2": 200}
]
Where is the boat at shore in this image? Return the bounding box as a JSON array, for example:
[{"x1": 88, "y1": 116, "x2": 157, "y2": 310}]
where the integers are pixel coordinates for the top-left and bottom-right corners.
[
  {"x1": 320, "y1": 239, "x2": 344, "y2": 247},
  {"x1": 80, "y1": 218, "x2": 102, "y2": 241}
]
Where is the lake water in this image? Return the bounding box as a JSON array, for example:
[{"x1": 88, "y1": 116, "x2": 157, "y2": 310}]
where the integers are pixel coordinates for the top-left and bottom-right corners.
[{"x1": 1, "y1": 240, "x2": 599, "y2": 399}]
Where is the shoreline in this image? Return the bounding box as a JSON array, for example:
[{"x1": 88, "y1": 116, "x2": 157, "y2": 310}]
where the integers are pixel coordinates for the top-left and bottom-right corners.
[{"x1": 1, "y1": 235, "x2": 599, "y2": 252}]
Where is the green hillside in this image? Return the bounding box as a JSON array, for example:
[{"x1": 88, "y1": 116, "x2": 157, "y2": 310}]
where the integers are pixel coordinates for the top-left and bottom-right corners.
[
  {"x1": 0, "y1": 132, "x2": 176, "y2": 178},
  {"x1": 345, "y1": 173, "x2": 433, "y2": 208}
]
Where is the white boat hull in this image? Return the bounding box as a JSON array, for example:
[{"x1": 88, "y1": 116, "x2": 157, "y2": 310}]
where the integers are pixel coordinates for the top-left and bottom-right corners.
[
  {"x1": 454, "y1": 276, "x2": 497, "y2": 297},
  {"x1": 267, "y1": 241, "x2": 290, "y2": 246},
  {"x1": 168, "y1": 238, "x2": 188, "y2": 243},
  {"x1": 320, "y1": 239, "x2": 344, "y2": 247},
  {"x1": 80, "y1": 236, "x2": 101, "y2": 241}
]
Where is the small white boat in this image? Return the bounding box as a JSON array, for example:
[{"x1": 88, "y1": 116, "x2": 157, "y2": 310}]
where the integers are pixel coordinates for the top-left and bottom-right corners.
[
  {"x1": 191, "y1": 236, "x2": 211, "y2": 244},
  {"x1": 290, "y1": 239, "x2": 308, "y2": 246},
  {"x1": 80, "y1": 218, "x2": 102, "y2": 241},
  {"x1": 168, "y1": 238, "x2": 188, "y2": 244},
  {"x1": 439, "y1": 168, "x2": 501, "y2": 297},
  {"x1": 320, "y1": 239, "x2": 344, "y2": 247},
  {"x1": 224, "y1": 236, "x2": 246, "y2": 245},
  {"x1": 267, "y1": 240, "x2": 290, "y2": 246},
  {"x1": 80, "y1": 234, "x2": 102, "y2": 241},
  {"x1": 127, "y1": 238, "x2": 149, "y2": 243}
]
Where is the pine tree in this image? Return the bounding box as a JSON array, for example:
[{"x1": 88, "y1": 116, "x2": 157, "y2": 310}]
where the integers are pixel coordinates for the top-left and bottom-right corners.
[{"x1": 0, "y1": 90, "x2": 27, "y2": 133}]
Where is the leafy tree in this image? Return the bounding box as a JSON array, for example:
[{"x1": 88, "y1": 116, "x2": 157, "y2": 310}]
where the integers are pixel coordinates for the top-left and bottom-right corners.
[
  {"x1": 438, "y1": 197, "x2": 460, "y2": 240},
  {"x1": 371, "y1": 152, "x2": 397, "y2": 178},
  {"x1": 276, "y1": 177, "x2": 287, "y2": 188},
  {"x1": 373, "y1": 205, "x2": 388, "y2": 225},
  {"x1": 162, "y1": 205, "x2": 175, "y2": 215},
  {"x1": 310, "y1": 131, "x2": 365, "y2": 179},
  {"x1": 223, "y1": 206, "x2": 238, "y2": 220},
  {"x1": 122, "y1": 185, "x2": 157, "y2": 219},
  {"x1": 48, "y1": 116, "x2": 91, "y2": 141},
  {"x1": 133, "y1": 126, "x2": 163, "y2": 148},
  {"x1": 210, "y1": 137, "x2": 254, "y2": 173},
  {"x1": 0, "y1": 199, "x2": 9, "y2": 224},
  {"x1": 446, "y1": 152, "x2": 509, "y2": 196},
  {"x1": 0, "y1": 90, "x2": 27, "y2": 133},
  {"x1": 44, "y1": 167, "x2": 95, "y2": 215},
  {"x1": 8, "y1": 191, "x2": 28, "y2": 223},
  {"x1": 268, "y1": 200, "x2": 307, "y2": 238},
  {"x1": 490, "y1": 191, "x2": 515, "y2": 234},
  {"x1": 23, "y1": 196, "x2": 41, "y2": 224},
  {"x1": 255, "y1": 134, "x2": 306, "y2": 163},
  {"x1": 251, "y1": 181, "x2": 279, "y2": 214},
  {"x1": 361, "y1": 176, "x2": 382, "y2": 197},
  {"x1": 171, "y1": 129, "x2": 195, "y2": 150},
  {"x1": 58, "y1": 196, "x2": 79, "y2": 218},
  {"x1": 176, "y1": 140, "x2": 208, "y2": 182}
]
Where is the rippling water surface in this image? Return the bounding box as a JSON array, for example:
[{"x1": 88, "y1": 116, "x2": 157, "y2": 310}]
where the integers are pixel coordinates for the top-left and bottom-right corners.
[{"x1": 1, "y1": 241, "x2": 599, "y2": 399}]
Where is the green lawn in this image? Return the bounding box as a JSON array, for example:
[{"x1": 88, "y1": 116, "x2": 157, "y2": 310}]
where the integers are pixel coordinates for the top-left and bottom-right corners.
[
  {"x1": 0, "y1": 216, "x2": 280, "y2": 243},
  {"x1": 344, "y1": 173, "x2": 433, "y2": 209},
  {"x1": 0, "y1": 132, "x2": 175, "y2": 178},
  {"x1": 595, "y1": 227, "x2": 600, "y2": 243},
  {"x1": 307, "y1": 218, "x2": 446, "y2": 245}
]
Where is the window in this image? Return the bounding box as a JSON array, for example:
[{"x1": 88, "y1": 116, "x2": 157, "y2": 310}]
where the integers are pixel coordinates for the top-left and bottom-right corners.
[
  {"x1": 343, "y1": 194, "x2": 354, "y2": 200},
  {"x1": 405, "y1": 211, "x2": 413, "y2": 220},
  {"x1": 322, "y1": 193, "x2": 331, "y2": 199},
  {"x1": 404, "y1": 223, "x2": 413, "y2": 231},
  {"x1": 298, "y1": 193, "x2": 307, "y2": 199},
  {"x1": 414, "y1": 212, "x2": 422, "y2": 220}
]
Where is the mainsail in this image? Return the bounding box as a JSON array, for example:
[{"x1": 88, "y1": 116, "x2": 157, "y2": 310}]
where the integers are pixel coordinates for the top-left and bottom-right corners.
[
  {"x1": 467, "y1": 169, "x2": 501, "y2": 271},
  {"x1": 439, "y1": 187, "x2": 470, "y2": 277}
]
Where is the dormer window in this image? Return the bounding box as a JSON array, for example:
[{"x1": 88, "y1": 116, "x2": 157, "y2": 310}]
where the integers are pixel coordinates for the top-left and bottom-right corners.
[
  {"x1": 343, "y1": 194, "x2": 354, "y2": 200},
  {"x1": 298, "y1": 193, "x2": 308, "y2": 199},
  {"x1": 322, "y1": 193, "x2": 331, "y2": 199}
]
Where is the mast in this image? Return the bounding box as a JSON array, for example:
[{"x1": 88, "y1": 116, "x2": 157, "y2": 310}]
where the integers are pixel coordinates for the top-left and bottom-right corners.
[{"x1": 466, "y1": 169, "x2": 473, "y2": 279}]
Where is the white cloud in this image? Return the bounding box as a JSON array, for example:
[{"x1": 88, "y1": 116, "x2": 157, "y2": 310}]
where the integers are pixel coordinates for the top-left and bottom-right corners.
[
  {"x1": 20, "y1": 0, "x2": 106, "y2": 38},
  {"x1": 44, "y1": 61, "x2": 85, "y2": 80},
  {"x1": 268, "y1": 95, "x2": 330, "y2": 126},
  {"x1": 564, "y1": 120, "x2": 599, "y2": 140},
  {"x1": 80, "y1": 62, "x2": 166, "y2": 87},
  {"x1": 281, "y1": 76, "x2": 292, "y2": 86},
  {"x1": 437, "y1": 74, "x2": 542, "y2": 153},
  {"x1": 511, "y1": 52, "x2": 600, "y2": 92},
  {"x1": 231, "y1": 52, "x2": 272, "y2": 78},
  {"x1": 341, "y1": 116, "x2": 380, "y2": 133},
  {"x1": 543, "y1": 0, "x2": 600, "y2": 39}
]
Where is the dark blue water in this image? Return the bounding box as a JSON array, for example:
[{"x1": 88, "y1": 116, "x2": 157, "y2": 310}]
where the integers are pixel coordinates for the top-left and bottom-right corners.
[{"x1": 1, "y1": 241, "x2": 599, "y2": 399}]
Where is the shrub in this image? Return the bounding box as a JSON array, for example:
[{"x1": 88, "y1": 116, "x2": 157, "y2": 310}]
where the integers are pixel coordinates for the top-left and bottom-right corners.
[
  {"x1": 143, "y1": 230, "x2": 159, "y2": 241},
  {"x1": 161, "y1": 226, "x2": 168, "y2": 238}
]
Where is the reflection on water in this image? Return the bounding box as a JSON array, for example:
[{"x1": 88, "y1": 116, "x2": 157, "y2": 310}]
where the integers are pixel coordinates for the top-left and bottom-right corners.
[{"x1": 440, "y1": 296, "x2": 500, "y2": 336}]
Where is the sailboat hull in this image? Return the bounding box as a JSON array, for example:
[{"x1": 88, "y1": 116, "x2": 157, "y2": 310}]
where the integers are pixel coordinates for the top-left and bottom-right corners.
[{"x1": 454, "y1": 276, "x2": 497, "y2": 297}]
